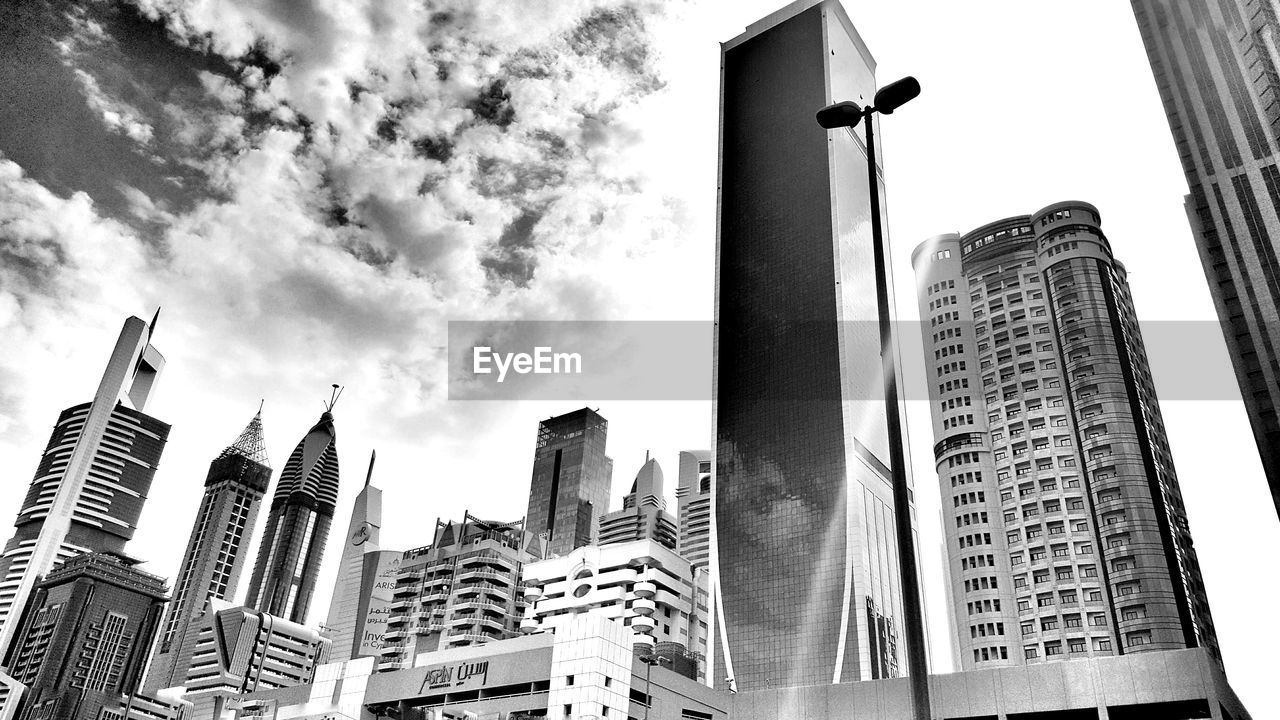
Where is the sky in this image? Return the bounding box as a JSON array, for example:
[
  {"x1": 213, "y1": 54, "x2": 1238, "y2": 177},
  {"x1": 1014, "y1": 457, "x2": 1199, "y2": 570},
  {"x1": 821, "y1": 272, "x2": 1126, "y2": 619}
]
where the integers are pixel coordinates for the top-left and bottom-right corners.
[{"x1": 1, "y1": 0, "x2": 1277, "y2": 714}]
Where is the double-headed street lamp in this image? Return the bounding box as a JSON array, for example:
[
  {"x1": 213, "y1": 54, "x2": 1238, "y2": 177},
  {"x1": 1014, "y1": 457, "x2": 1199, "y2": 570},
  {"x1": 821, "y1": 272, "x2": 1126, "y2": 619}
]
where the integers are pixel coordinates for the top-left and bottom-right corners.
[
  {"x1": 638, "y1": 653, "x2": 671, "y2": 720},
  {"x1": 816, "y1": 76, "x2": 931, "y2": 720}
]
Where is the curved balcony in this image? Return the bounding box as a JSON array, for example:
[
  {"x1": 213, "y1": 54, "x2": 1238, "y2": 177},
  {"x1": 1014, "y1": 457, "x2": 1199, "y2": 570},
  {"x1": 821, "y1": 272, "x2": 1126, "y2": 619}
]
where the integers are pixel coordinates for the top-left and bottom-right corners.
[
  {"x1": 458, "y1": 568, "x2": 513, "y2": 584},
  {"x1": 461, "y1": 552, "x2": 515, "y2": 571},
  {"x1": 447, "y1": 633, "x2": 491, "y2": 645},
  {"x1": 393, "y1": 583, "x2": 422, "y2": 597},
  {"x1": 520, "y1": 617, "x2": 541, "y2": 633},
  {"x1": 630, "y1": 615, "x2": 656, "y2": 632},
  {"x1": 523, "y1": 585, "x2": 544, "y2": 601},
  {"x1": 633, "y1": 581, "x2": 656, "y2": 599},
  {"x1": 379, "y1": 643, "x2": 406, "y2": 656},
  {"x1": 454, "y1": 599, "x2": 505, "y2": 613},
  {"x1": 631, "y1": 598, "x2": 656, "y2": 616},
  {"x1": 383, "y1": 629, "x2": 408, "y2": 641},
  {"x1": 420, "y1": 592, "x2": 449, "y2": 604},
  {"x1": 632, "y1": 633, "x2": 656, "y2": 650},
  {"x1": 390, "y1": 599, "x2": 414, "y2": 612},
  {"x1": 387, "y1": 613, "x2": 409, "y2": 626}
]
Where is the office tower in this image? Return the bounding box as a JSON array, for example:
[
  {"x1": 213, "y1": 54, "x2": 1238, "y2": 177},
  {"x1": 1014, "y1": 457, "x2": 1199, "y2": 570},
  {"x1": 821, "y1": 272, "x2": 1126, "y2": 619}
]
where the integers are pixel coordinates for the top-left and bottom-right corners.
[
  {"x1": 144, "y1": 406, "x2": 272, "y2": 692},
  {"x1": 379, "y1": 513, "x2": 534, "y2": 671},
  {"x1": 0, "y1": 314, "x2": 169, "y2": 657},
  {"x1": 1130, "y1": 0, "x2": 1280, "y2": 518},
  {"x1": 713, "y1": 0, "x2": 922, "y2": 691},
  {"x1": 244, "y1": 391, "x2": 342, "y2": 624},
  {"x1": 179, "y1": 600, "x2": 328, "y2": 720},
  {"x1": 3, "y1": 553, "x2": 167, "y2": 720},
  {"x1": 524, "y1": 408, "x2": 614, "y2": 557},
  {"x1": 520, "y1": 538, "x2": 710, "y2": 682},
  {"x1": 912, "y1": 201, "x2": 1220, "y2": 671},
  {"x1": 675, "y1": 451, "x2": 712, "y2": 570},
  {"x1": 598, "y1": 456, "x2": 679, "y2": 550},
  {"x1": 324, "y1": 451, "x2": 400, "y2": 662}
]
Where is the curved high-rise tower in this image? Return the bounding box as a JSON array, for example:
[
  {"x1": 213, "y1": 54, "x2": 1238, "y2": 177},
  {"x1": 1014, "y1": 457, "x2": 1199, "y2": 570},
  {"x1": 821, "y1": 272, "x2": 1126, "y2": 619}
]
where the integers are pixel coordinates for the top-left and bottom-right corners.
[
  {"x1": 912, "y1": 201, "x2": 1219, "y2": 671},
  {"x1": 245, "y1": 390, "x2": 342, "y2": 623}
]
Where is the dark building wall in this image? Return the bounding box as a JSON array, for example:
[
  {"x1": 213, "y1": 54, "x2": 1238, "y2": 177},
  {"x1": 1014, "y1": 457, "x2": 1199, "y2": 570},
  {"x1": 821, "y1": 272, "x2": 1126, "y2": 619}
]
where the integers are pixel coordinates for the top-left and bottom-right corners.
[{"x1": 524, "y1": 408, "x2": 612, "y2": 557}]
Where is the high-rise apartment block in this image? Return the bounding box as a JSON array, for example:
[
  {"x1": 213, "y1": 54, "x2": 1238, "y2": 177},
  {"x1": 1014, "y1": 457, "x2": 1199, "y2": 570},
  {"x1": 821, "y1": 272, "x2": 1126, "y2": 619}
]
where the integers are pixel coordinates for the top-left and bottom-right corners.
[
  {"x1": 244, "y1": 404, "x2": 341, "y2": 624},
  {"x1": 713, "y1": 0, "x2": 922, "y2": 691},
  {"x1": 378, "y1": 513, "x2": 535, "y2": 671},
  {"x1": 598, "y1": 456, "x2": 678, "y2": 550},
  {"x1": 1131, "y1": 0, "x2": 1280, "y2": 518},
  {"x1": 912, "y1": 201, "x2": 1219, "y2": 671},
  {"x1": 520, "y1": 538, "x2": 710, "y2": 683},
  {"x1": 179, "y1": 600, "x2": 328, "y2": 720},
  {"x1": 675, "y1": 451, "x2": 712, "y2": 571},
  {"x1": 145, "y1": 407, "x2": 271, "y2": 692},
  {"x1": 3, "y1": 552, "x2": 167, "y2": 720},
  {"x1": 524, "y1": 408, "x2": 613, "y2": 557},
  {"x1": 0, "y1": 315, "x2": 170, "y2": 657}
]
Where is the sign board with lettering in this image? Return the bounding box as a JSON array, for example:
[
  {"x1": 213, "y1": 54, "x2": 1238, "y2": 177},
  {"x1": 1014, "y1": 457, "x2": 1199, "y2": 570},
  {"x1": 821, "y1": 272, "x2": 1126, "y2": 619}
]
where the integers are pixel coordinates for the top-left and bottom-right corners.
[{"x1": 358, "y1": 551, "x2": 401, "y2": 656}]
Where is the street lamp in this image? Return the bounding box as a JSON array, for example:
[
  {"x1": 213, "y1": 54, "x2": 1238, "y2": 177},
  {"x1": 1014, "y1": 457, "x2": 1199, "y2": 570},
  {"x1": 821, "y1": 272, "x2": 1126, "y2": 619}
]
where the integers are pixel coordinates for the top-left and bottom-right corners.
[
  {"x1": 638, "y1": 654, "x2": 671, "y2": 720},
  {"x1": 815, "y1": 76, "x2": 931, "y2": 720}
]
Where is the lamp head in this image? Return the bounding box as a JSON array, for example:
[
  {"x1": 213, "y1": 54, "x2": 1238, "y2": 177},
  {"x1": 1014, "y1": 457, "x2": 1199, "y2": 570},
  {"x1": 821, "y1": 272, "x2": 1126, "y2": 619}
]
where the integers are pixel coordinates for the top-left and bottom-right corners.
[
  {"x1": 815, "y1": 100, "x2": 864, "y2": 129},
  {"x1": 873, "y1": 76, "x2": 921, "y2": 114}
]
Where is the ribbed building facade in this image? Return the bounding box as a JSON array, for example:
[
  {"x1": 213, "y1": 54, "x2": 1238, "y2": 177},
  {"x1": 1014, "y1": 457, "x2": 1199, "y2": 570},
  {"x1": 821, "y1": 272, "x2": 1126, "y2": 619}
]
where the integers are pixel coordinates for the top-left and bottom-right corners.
[
  {"x1": 378, "y1": 513, "x2": 535, "y2": 672},
  {"x1": 912, "y1": 201, "x2": 1219, "y2": 672},
  {"x1": 179, "y1": 600, "x2": 328, "y2": 720},
  {"x1": 0, "y1": 315, "x2": 169, "y2": 657},
  {"x1": 3, "y1": 553, "x2": 167, "y2": 720},
  {"x1": 1131, "y1": 0, "x2": 1280, "y2": 519},
  {"x1": 524, "y1": 408, "x2": 613, "y2": 558},
  {"x1": 144, "y1": 408, "x2": 272, "y2": 692},
  {"x1": 713, "y1": 0, "x2": 921, "y2": 691},
  {"x1": 598, "y1": 457, "x2": 678, "y2": 550},
  {"x1": 244, "y1": 409, "x2": 340, "y2": 624},
  {"x1": 675, "y1": 451, "x2": 711, "y2": 570}
]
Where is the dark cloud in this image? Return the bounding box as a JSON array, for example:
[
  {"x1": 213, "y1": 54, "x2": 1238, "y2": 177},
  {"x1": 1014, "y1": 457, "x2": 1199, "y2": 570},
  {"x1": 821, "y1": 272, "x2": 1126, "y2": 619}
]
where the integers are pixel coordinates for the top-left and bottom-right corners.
[
  {"x1": 481, "y1": 207, "x2": 543, "y2": 287},
  {"x1": 468, "y1": 78, "x2": 516, "y2": 128}
]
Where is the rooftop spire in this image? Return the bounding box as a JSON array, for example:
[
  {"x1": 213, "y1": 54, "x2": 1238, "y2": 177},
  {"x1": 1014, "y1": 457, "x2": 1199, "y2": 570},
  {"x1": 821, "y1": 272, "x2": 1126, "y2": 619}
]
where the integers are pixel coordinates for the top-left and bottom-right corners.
[
  {"x1": 364, "y1": 449, "x2": 376, "y2": 488},
  {"x1": 324, "y1": 384, "x2": 344, "y2": 413},
  {"x1": 219, "y1": 401, "x2": 270, "y2": 466}
]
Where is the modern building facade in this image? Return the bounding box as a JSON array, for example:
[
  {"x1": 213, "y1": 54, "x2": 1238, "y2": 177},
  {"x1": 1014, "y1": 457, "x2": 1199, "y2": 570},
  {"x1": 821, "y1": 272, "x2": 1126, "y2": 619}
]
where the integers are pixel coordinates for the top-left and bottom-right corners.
[
  {"x1": 912, "y1": 202, "x2": 1219, "y2": 672},
  {"x1": 520, "y1": 538, "x2": 710, "y2": 683},
  {"x1": 1131, "y1": 0, "x2": 1280, "y2": 519},
  {"x1": 323, "y1": 451, "x2": 393, "y2": 663},
  {"x1": 3, "y1": 552, "x2": 167, "y2": 720},
  {"x1": 145, "y1": 407, "x2": 272, "y2": 692},
  {"x1": 233, "y1": 616, "x2": 727, "y2": 720},
  {"x1": 524, "y1": 408, "x2": 614, "y2": 558},
  {"x1": 730, "y1": 646, "x2": 1249, "y2": 720},
  {"x1": 0, "y1": 315, "x2": 169, "y2": 657},
  {"x1": 713, "y1": 0, "x2": 922, "y2": 691},
  {"x1": 179, "y1": 600, "x2": 328, "y2": 720},
  {"x1": 378, "y1": 513, "x2": 535, "y2": 672},
  {"x1": 675, "y1": 450, "x2": 712, "y2": 571},
  {"x1": 597, "y1": 456, "x2": 678, "y2": 550},
  {"x1": 244, "y1": 404, "x2": 341, "y2": 624}
]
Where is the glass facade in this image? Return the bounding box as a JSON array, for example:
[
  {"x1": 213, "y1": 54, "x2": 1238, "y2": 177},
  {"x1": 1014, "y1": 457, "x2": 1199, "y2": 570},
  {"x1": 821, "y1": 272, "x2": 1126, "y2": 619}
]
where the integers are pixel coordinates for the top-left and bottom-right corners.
[
  {"x1": 712, "y1": 1, "x2": 915, "y2": 691},
  {"x1": 524, "y1": 408, "x2": 613, "y2": 558}
]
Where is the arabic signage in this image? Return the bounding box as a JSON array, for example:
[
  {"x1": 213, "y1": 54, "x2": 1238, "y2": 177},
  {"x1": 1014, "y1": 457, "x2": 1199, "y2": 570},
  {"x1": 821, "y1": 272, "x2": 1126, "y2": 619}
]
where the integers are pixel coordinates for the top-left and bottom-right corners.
[
  {"x1": 419, "y1": 660, "x2": 491, "y2": 693},
  {"x1": 358, "y1": 551, "x2": 401, "y2": 655}
]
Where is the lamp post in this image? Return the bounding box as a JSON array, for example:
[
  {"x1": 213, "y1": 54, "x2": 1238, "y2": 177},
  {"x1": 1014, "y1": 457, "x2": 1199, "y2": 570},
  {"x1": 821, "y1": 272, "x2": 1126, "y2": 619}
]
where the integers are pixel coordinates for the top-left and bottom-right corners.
[
  {"x1": 638, "y1": 653, "x2": 671, "y2": 720},
  {"x1": 816, "y1": 76, "x2": 931, "y2": 720}
]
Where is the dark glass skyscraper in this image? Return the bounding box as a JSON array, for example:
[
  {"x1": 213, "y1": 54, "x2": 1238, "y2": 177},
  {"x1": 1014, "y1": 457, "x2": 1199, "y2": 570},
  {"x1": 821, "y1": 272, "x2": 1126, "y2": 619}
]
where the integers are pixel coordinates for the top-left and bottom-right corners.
[
  {"x1": 712, "y1": 0, "x2": 920, "y2": 692},
  {"x1": 523, "y1": 408, "x2": 613, "y2": 557},
  {"x1": 244, "y1": 405, "x2": 341, "y2": 623},
  {"x1": 1131, "y1": 0, "x2": 1280, "y2": 518},
  {"x1": 0, "y1": 315, "x2": 169, "y2": 658},
  {"x1": 144, "y1": 407, "x2": 272, "y2": 691}
]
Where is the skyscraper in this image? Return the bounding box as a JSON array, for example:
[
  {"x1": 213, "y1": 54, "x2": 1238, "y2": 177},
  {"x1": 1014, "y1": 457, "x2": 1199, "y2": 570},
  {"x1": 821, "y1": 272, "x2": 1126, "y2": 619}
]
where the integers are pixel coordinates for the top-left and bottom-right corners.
[
  {"x1": 144, "y1": 406, "x2": 272, "y2": 692},
  {"x1": 1131, "y1": 0, "x2": 1280, "y2": 518},
  {"x1": 3, "y1": 552, "x2": 167, "y2": 720},
  {"x1": 675, "y1": 450, "x2": 712, "y2": 570},
  {"x1": 244, "y1": 390, "x2": 342, "y2": 623},
  {"x1": 713, "y1": 0, "x2": 922, "y2": 691},
  {"x1": 324, "y1": 451, "x2": 397, "y2": 662},
  {"x1": 524, "y1": 408, "x2": 613, "y2": 557},
  {"x1": 598, "y1": 455, "x2": 678, "y2": 549},
  {"x1": 0, "y1": 314, "x2": 169, "y2": 657},
  {"x1": 912, "y1": 201, "x2": 1219, "y2": 671}
]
